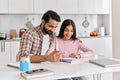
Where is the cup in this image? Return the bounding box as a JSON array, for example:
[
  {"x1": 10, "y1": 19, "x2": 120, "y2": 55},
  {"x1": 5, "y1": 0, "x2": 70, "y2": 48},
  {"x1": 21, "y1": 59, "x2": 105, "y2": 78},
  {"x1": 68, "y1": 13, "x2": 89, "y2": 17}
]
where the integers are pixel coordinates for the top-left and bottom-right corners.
[
  {"x1": 19, "y1": 28, "x2": 26, "y2": 38},
  {"x1": 20, "y1": 56, "x2": 31, "y2": 72},
  {"x1": 10, "y1": 29, "x2": 17, "y2": 39},
  {"x1": 99, "y1": 27, "x2": 105, "y2": 36}
]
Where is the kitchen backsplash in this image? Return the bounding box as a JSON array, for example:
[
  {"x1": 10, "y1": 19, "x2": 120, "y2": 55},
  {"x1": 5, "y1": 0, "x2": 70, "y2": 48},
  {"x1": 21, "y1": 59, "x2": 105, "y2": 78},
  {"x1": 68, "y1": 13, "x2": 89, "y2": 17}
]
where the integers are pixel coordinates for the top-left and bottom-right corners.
[{"x1": 0, "y1": 14, "x2": 98, "y2": 38}]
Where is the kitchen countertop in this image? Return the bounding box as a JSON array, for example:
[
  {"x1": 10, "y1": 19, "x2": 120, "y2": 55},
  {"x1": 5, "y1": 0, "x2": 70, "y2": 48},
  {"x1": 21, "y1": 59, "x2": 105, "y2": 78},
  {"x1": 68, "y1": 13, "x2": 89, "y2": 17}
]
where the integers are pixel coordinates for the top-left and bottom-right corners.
[
  {"x1": 1, "y1": 57, "x2": 120, "y2": 80},
  {"x1": 0, "y1": 35, "x2": 112, "y2": 42},
  {"x1": 78, "y1": 35, "x2": 112, "y2": 38},
  {"x1": 0, "y1": 38, "x2": 20, "y2": 41}
]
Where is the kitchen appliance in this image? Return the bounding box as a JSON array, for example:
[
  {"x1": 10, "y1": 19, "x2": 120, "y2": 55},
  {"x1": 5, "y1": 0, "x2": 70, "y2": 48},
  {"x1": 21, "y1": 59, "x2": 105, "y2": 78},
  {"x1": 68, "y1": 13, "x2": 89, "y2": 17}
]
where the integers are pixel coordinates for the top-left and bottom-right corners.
[{"x1": 0, "y1": 33, "x2": 7, "y2": 40}]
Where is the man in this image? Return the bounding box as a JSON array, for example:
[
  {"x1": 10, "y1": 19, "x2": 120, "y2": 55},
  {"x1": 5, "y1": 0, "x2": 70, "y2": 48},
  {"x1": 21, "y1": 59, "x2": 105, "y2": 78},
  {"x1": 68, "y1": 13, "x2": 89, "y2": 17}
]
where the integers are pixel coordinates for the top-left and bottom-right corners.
[{"x1": 18, "y1": 10, "x2": 61, "y2": 63}]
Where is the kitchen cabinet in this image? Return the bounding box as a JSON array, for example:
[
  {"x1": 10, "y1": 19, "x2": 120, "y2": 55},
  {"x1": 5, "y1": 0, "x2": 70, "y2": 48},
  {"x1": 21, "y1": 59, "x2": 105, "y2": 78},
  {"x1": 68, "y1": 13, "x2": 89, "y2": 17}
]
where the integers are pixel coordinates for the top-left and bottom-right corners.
[
  {"x1": 78, "y1": 0, "x2": 97, "y2": 14},
  {"x1": 80, "y1": 36, "x2": 112, "y2": 58},
  {"x1": 0, "y1": 40, "x2": 20, "y2": 65},
  {"x1": 0, "y1": 0, "x2": 110, "y2": 14},
  {"x1": 34, "y1": 0, "x2": 110, "y2": 14},
  {"x1": 78, "y1": 0, "x2": 110, "y2": 14},
  {"x1": 96, "y1": 0, "x2": 110, "y2": 14},
  {"x1": 34, "y1": 0, "x2": 78, "y2": 14},
  {"x1": 57, "y1": 0, "x2": 78, "y2": 14},
  {"x1": 0, "y1": 0, "x2": 8, "y2": 13},
  {"x1": 80, "y1": 36, "x2": 112, "y2": 80},
  {"x1": 8, "y1": 0, "x2": 33, "y2": 14},
  {"x1": 34, "y1": 0, "x2": 56, "y2": 14},
  {"x1": 0, "y1": 41, "x2": 11, "y2": 65},
  {"x1": 10, "y1": 41, "x2": 20, "y2": 63}
]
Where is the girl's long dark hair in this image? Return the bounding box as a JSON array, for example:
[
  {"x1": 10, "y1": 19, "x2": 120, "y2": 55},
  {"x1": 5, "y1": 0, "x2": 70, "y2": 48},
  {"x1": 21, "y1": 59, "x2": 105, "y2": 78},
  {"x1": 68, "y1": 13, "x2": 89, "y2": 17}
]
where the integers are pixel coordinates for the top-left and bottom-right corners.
[{"x1": 58, "y1": 19, "x2": 77, "y2": 40}]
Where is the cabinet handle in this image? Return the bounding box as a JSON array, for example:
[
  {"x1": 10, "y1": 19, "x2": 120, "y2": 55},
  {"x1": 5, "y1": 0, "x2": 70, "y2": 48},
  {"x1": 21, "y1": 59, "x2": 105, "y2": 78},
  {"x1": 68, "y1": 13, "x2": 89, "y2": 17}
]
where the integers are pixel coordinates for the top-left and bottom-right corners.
[
  {"x1": 1, "y1": 42, "x2": 3, "y2": 52},
  {"x1": 0, "y1": 42, "x2": 2, "y2": 52},
  {"x1": 1, "y1": 41, "x2": 5, "y2": 52},
  {"x1": 3, "y1": 41, "x2": 5, "y2": 52}
]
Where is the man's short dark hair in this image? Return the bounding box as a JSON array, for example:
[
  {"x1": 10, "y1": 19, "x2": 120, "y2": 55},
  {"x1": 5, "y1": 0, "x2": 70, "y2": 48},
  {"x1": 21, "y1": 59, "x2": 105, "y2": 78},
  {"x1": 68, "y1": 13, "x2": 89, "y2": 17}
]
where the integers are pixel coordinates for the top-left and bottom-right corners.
[{"x1": 42, "y1": 10, "x2": 61, "y2": 23}]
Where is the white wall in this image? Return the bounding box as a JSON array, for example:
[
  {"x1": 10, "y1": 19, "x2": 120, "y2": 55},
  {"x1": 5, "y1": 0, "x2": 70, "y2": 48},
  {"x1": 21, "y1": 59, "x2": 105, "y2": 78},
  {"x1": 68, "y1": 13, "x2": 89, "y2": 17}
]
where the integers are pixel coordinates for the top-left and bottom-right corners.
[
  {"x1": 0, "y1": 14, "x2": 98, "y2": 39},
  {"x1": 112, "y1": 0, "x2": 120, "y2": 80},
  {"x1": 0, "y1": 15, "x2": 41, "y2": 38}
]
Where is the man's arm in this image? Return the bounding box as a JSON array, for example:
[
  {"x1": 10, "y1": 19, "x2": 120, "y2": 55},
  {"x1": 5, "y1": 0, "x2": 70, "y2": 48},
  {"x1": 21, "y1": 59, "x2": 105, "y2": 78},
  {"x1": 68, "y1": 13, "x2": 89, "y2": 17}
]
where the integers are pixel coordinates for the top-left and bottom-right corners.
[
  {"x1": 30, "y1": 51, "x2": 62, "y2": 63},
  {"x1": 19, "y1": 31, "x2": 33, "y2": 56},
  {"x1": 30, "y1": 55, "x2": 48, "y2": 63}
]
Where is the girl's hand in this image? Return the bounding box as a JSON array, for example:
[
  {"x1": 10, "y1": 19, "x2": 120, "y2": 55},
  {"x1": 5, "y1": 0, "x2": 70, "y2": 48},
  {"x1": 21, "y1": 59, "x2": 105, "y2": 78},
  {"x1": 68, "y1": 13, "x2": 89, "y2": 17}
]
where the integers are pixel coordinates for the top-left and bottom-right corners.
[{"x1": 69, "y1": 53, "x2": 80, "y2": 58}]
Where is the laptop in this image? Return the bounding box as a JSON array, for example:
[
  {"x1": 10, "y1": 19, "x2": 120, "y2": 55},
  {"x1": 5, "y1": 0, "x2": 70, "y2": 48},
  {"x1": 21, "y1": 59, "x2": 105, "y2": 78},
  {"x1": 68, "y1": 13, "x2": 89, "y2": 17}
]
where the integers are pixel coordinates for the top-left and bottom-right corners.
[{"x1": 89, "y1": 58, "x2": 120, "y2": 68}]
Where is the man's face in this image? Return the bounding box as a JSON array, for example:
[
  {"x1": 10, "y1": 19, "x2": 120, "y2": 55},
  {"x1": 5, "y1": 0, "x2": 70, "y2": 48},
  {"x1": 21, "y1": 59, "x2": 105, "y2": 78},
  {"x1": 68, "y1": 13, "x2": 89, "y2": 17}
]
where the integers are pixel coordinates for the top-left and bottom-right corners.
[{"x1": 43, "y1": 19, "x2": 59, "y2": 35}]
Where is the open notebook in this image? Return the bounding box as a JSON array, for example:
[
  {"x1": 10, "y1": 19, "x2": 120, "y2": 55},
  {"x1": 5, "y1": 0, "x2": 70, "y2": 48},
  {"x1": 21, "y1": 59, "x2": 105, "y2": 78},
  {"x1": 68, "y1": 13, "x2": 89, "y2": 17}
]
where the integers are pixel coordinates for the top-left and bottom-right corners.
[
  {"x1": 61, "y1": 57, "x2": 90, "y2": 64},
  {"x1": 89, "y1": 58, "x2": 120, "y2": 67}
]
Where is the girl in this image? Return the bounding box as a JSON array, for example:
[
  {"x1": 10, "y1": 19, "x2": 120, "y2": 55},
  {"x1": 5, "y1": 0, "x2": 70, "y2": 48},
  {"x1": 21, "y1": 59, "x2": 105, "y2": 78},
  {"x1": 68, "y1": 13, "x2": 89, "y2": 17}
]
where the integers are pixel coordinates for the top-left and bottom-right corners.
[{"x1": 46, "y1": 19, "x2": 94, "y2": 59}]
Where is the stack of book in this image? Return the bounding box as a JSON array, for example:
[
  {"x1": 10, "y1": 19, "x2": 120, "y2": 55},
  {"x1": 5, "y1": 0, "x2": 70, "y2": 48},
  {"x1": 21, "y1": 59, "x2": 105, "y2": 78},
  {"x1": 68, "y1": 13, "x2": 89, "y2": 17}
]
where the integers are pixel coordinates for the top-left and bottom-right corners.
[{"x1": 20, "y1": 68, "x2": 54, "y2": 79}]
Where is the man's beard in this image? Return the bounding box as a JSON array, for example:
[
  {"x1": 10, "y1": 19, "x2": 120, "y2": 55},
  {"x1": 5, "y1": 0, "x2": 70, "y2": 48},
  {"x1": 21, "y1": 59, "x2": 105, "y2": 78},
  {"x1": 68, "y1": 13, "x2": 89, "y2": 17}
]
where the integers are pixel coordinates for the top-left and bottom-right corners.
[{"x1": 43, "y1": 24, "x2": 53, "y2": 35}]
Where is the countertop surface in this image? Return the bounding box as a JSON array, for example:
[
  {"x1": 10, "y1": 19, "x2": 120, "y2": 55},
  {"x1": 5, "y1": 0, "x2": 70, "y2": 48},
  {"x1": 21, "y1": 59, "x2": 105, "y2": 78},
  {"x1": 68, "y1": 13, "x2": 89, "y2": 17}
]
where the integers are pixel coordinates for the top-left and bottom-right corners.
[
  {"x1": 0, "y1": 35, "x2": 112, "y2": 41},
  {"x1": 1, "y1": 57, "x2": 120, "y2": 80},
  {"x1": 78, "y1": 35, "x2": 112, "y2": 38}
]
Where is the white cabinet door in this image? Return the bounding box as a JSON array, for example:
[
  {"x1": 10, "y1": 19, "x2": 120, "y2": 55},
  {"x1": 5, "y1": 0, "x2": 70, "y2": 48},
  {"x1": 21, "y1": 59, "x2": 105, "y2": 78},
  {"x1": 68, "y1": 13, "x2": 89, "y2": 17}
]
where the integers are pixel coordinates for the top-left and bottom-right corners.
[
  {"x1": 0, "y1": 0, "x2": 8, "y2": 13},
  {"x1": 78, "y1": 0, "x2": 110, "y2": 14},
  {"x1": 10, "y1": 41, "x2": 20, "y2": 63},
  {"x1": 81, "y1": 37, "x2": 105, "y2": 56},
  {"x1": 57, "y1": 0, "x2": 78, "y2": 14},
  {"x1": 78, "y1": 0, "x2": 97, "y2": 14},
  {"x1": 8, "y1": 0, "x2": 33, "y2": 14},
  {"x1": 0, "y1": 41, "x2": 11, "y2": 65},
  {"x1": 80, "y1": 37, "x2": 112, "y2": 58},
  {"x1": 34, "y1": 0, "x2": 57, "y2": 14},
  {"x1": 96, "y1": 0, "x2": 110, "y2": 14},
  {"x1": 104, "y1": 37, "x2": 112, "y2": 57}
]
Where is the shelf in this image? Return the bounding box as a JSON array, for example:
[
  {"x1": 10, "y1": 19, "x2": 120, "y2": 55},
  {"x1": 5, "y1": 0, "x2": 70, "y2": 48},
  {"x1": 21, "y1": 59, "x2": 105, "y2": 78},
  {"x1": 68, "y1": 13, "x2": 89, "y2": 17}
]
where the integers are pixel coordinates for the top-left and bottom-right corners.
[{"x1": 78, "y1": 35, "x2": 112, "y2": 38}]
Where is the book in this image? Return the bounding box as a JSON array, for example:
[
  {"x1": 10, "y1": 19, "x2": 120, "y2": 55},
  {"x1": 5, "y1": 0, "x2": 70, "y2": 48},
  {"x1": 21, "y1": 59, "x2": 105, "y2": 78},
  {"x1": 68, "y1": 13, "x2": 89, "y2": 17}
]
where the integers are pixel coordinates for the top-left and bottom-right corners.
[
  {"x1": 20, "y1": 68, "x2": 54, "y2": 79},
  {"x1": 7, "y1": 62, "x2": 19, "y2": 69},
  {"x1": 89, "y1": 58, "x2": 120, "y2": 67},
  {"x1": 62, "y1": 58, "x2": 85, "y2": 64}
]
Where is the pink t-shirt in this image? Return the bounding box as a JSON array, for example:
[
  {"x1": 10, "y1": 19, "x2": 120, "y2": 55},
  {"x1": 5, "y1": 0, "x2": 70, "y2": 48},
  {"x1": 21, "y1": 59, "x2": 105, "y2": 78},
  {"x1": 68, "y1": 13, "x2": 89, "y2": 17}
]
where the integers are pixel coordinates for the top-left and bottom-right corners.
[{"x1": 46, "y1": 37, "x2": 94, "y2": 58}]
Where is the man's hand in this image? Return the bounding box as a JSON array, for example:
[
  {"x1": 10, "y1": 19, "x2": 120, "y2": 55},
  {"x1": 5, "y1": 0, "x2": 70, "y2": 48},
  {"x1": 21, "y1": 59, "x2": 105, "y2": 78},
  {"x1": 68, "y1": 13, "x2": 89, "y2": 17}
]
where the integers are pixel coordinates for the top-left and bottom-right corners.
[
  {"x1": 47, "y1": 51, "x2": 62, "y2": 62},
  {"x1": 69, "y1": 53, "x2": 80, "y2": 58}
]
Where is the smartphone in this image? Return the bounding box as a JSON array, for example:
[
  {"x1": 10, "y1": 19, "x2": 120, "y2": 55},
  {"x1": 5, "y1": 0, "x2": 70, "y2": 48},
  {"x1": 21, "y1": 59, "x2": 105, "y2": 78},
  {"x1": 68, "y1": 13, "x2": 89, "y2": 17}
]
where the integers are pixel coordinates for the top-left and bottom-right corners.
[{"x1": 26, "y1": 68, "x2": 48, "y2": 74}]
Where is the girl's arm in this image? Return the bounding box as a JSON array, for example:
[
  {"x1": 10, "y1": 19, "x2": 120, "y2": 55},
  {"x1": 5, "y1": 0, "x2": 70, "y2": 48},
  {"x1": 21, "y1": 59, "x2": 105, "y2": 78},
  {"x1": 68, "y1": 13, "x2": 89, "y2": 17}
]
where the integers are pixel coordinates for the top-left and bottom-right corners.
[{"x1": 79, "y1": 40, "x2": 94, "y2": 58}]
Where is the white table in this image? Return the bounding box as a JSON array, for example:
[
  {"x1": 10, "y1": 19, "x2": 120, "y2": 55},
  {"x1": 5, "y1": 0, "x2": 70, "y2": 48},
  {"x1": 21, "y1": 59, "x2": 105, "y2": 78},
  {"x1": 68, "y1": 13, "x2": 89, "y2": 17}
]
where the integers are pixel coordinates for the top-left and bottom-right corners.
[{"x1": 1, "y1": 58, "x2": 120, "y2": 80}]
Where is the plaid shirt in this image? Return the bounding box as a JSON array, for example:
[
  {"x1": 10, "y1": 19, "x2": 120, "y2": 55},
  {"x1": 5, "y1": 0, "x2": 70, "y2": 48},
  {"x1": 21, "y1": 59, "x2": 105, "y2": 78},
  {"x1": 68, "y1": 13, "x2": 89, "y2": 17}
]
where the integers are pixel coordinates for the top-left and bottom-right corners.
[{"x1": 19, "y1": 25, "x2": 54, "y2": 56}]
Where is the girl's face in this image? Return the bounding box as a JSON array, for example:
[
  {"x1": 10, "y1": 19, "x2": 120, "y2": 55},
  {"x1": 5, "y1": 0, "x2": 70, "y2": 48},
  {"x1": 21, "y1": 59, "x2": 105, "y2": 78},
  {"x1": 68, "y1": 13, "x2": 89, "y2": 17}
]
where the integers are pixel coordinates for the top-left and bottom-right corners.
[{"x1": 63, "y1": 25, "x2": 74, "y2": 40}]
